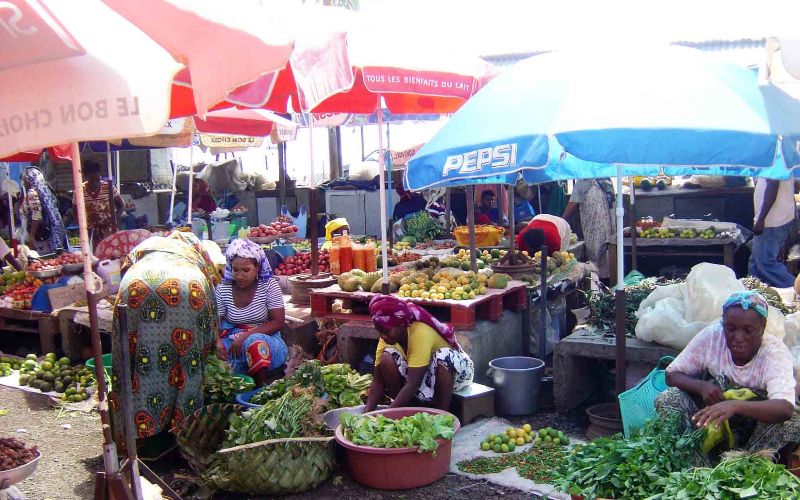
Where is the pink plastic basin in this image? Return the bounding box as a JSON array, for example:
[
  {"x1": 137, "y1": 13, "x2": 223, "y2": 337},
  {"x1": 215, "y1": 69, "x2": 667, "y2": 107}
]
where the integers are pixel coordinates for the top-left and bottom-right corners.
[{"x1": 334, "y1": 407, "x2": 461, "y2": 490}]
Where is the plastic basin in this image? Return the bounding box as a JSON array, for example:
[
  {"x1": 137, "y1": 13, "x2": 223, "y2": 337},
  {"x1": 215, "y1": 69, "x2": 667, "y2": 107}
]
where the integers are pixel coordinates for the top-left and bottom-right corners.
[
  {"x1": 234, "y1": 389, "x2": 262, "y2": 409},
  {"x1": 85, "y1": 354, "x2": 113, "y2": 389},
  {"x1": 0, "y1": 451, "x2": 41, "y2": 486},
  {"x1": 334, "y1": 407, "x2": 460, "y2": 490}
]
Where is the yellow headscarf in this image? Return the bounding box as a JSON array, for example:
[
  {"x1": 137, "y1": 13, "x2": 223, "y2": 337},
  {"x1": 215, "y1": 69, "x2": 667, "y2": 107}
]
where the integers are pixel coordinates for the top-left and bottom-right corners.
[{"x1": 322, "y1": 218, "x2": 349, "y2": 250}]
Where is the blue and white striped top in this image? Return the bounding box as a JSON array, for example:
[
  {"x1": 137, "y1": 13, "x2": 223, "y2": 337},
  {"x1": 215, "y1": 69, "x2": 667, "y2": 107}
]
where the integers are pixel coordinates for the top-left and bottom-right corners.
[{"x1": 215, "y1": 279, "x2": 284, "y2": 325}]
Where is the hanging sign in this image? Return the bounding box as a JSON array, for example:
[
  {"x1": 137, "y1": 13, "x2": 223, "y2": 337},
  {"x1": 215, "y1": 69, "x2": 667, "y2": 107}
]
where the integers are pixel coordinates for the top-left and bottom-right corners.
[
  {"x1": 390, "y1": 144, "x2": 424, "y2": 167},
  {"x1": 270, "y1": 123, "x2": 298, "y2": 144},
  {"x1": 199, "y1": 134, "x2": 263, "y2": 148}
]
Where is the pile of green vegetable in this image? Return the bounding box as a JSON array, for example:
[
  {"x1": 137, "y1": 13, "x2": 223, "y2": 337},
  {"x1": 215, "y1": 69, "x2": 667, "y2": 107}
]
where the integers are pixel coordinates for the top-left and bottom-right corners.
[
  {"x1": 402, "y1": 211, "x2": 441, "y2": 242},
  {"x1": 224, "y1": 386, "x2": 326, "y2": 448},
  {"x1": 741, "y1": 277, "x2": 795, "y2": 315},
  {"x1": 653, "y1": 453, "x2": 800, "y2": 500},
  {"x1": 458, "y1": 441, "x2": 566, "y2": 482},
  {"x1": 203, "y1": 354, "x2": 255, "y2": 404},
  {"x1": 340, "y1": 411, "x2": 455, "y2": 453},
  {"x1": 554, "y1": 415, "x2": 704, "y2": 499},
  {"x1": 584, "y1": 279, "x2": 679, "y2": 336},
  {"x1": 249, "y1": 360, "x2": 371, "y2": 409}
]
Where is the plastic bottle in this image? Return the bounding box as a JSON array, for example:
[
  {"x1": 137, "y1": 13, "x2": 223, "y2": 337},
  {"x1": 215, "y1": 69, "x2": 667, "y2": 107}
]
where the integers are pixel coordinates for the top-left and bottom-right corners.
[
  {"x1": 364, "y1": 242, "x2": 377, "y2": 272},
  {"x1": 353, "y1": 243, "x2": 366, "y2": 271},
  {"x1": 339, "y1": 230, "x2": 353, "y2": 273},
  {"x1": 329, "y1": 237, "x2": 341, "y2": 275}
]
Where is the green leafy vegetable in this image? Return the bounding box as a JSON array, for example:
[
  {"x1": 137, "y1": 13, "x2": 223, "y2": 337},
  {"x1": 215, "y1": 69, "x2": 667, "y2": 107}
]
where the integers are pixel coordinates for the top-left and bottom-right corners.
[
  {"x1": 203, "y1": 354, "x2": 255, "y2": 404},
  {"x1": 554, "y1": 415, "x2": 705, "y2": 499},
  {"x1": 402, "y1": 211, "x2": 441, "y2": 243},
  {"x1": 340, "y1": 411, "x2": 455, "y2": 454},
  {"x1": 651, "y1": 453, "x2": 800, "y2": 500}
]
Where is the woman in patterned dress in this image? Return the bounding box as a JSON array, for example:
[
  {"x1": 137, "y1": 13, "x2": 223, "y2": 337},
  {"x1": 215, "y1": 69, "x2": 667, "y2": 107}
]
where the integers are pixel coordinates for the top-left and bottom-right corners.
[
  {"x1": 562, "y1": 178, "x2": 615, "y2": 281},
  {"x1": 20, "y1": 167, "x2": 67, "y2": 253},
  {"x1": 364, "y1": 295, "x2": 474, "y2": 412},
  {"x1": 215, "y1": 238, "x2": 288, "y2": 386},
  {"x1": 109, "y1": 231, "x2": 219, "y2": 451},
  {"x1": 655, "y1": 291, "x2": 800, "y2": 459}
]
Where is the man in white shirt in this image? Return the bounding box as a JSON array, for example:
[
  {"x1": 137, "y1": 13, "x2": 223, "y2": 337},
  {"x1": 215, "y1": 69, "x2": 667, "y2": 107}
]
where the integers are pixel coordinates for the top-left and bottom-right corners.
[{"x1": 749, "y1": 179, "x2": 797, "y2": 288}]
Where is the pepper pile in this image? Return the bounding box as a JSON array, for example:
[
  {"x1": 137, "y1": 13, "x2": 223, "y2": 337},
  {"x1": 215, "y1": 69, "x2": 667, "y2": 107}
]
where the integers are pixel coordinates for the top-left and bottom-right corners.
[{"x1": 458, "y1": 441, "x2": 565, "y2": 482}]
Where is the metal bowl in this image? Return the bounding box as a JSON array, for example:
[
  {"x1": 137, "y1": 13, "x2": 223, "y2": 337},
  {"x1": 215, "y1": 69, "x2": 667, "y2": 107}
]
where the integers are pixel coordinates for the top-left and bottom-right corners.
[
  {"x1": 31, "y1": 267, "x2": 62, "y2": 278},
  {"x1": 0, "y1": 450, "x2": 41, "y2": 486}
]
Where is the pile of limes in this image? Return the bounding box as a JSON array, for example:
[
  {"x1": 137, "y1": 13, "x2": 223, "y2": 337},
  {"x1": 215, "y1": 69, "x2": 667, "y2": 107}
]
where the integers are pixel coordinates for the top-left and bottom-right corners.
[
  {"x1": 397, "y1": 270, "x2": 488, "y2": 301},
  {"x1": 479, "y1": 424, "x2": 535, "y2": 453},
  {"x1": 533, "y1": 427, "x2": 570, "y2": 446}
]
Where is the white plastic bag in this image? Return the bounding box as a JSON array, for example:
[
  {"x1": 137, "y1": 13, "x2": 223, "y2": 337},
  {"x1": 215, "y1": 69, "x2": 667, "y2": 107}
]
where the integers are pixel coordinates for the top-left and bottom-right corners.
[
  {"x1": 683, "y1": 263, "x2": 744, "y2": 323},
  {"x1": 635, "y1": 296, "x2": 709, "y2": 349}
]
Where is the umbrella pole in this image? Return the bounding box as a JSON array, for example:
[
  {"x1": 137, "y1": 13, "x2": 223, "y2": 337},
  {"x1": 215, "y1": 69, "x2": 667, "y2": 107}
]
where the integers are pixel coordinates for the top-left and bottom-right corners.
[
  {"x1": 106, "y1": 143, "x2": 113, "y2": 183},
  {"x1": 187, "y1": 140, "x2": 194, "y2": 228},
  {"x1": 444, "y1": 188, "x2": 451, "y2": 234},
  {"x1": 630, "y1": 178, "x2": 637, "y2": 271},
  {"x1": 614, "y1": 169, "x2": 627, "y2": 394},
  {"x1": 308, "y1": 114, "x2": 319, "y2": 276},
  {"x1": 377, "y1": 97, "x2": 390, "y2": 290},
  {"x1": 507, "y1": 183, "x2": 515, "y2": 265},
  {"x1": 386, "y1": 150, "x2": 393, "y2": 248},
  {"x1": 115, "y1": 151, "x2": 121, "y2": 192},
  {"x1": 8, "y1": 191, "x2": 16, "y2": 254},
  {"x1": 167, "y1": 160, "x2": 177, "y2": 225},
  {"x1": 466, "y1": 185, "x2": 477, "y2": 272},
  {"x1": 70, "y1": 144, "x2": 129, "y2": 497}
]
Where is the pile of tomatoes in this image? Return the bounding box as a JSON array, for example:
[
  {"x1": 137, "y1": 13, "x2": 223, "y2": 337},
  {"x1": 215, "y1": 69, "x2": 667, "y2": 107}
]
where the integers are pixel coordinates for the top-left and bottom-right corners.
[
  {"x1": 274, "y1": 250, "x2": 330, "y2": 276},
  {"x1": 249, "y1": 215, "x2": 298, "y2": 238}
]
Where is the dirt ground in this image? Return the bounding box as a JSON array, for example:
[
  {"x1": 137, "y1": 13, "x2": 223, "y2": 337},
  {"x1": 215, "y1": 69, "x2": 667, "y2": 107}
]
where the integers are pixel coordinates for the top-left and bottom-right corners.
[{"x1": 1, "y1": 385, "x2": 588, "y2": 499}]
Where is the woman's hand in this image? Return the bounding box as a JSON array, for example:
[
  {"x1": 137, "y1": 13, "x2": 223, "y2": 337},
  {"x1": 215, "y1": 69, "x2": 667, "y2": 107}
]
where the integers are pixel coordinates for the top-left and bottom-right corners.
[
  {"x1": 697, "y1": 381, "x2": 725, "y2": 405},
  {"x1": 230, "y1": 333, "x2": 249, "y2": 357},
  {"x1": 692, "y1": 400, "x2": 740, "y2": 428}
]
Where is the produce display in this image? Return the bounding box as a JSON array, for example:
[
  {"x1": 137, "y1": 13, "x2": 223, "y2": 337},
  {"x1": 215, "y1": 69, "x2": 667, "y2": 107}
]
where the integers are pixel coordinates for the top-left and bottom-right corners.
[
  {"x1": 440, "y1": 249, "x2": 490, "y2": 270},
  {"x1": 0, "y1": 437, "x2": 38, "y2": 472},
  {"x1": 288, "y1": 238, "x2": 311, "y2": 252},
  {"x1": 224, "y1": 386, "x2": 327, "y2": 447},
  {"x1": 402, "y1": 211, "x2": 442, "y2": 242},
  {"x1": 554, "y1": 416, "x2": 704, "y2": 499},
  {"x1": 458, "y1": 441, "x2": 565, "y2": 482},
  {"x1": 640, "y1": 225, "x2": 736, "y2": 239},
  {"x1": 478, "y1": 425, "x2": 569, "y2": 454},
  {"x1": 336, "y1": 269, "x2": 386, "y2": 293},
  {"x1": 414, "y1": 240, "x2": 456, "y2": 250},
  {"x1": 17, "y1": 353, "x2": 94, "y2": 400},
  {"x1": 395, "y1": 251, "x2": 422, "y2": 263},
  {"x1": 656, "y1": 453, "x2": 800, "y2": 500},
  {"x1": 0, "y1": 362, "x2": 12, "y2": 376},
  {"x1": 248, "y1": 215, "x2": 298, "y2": 238},
  {"x1": 249, "y1": 360, "x2": 371, "y2": 409},
  {"x1": 27, "y1": 259, "x2": 61, "y2": 274},
  {"x1": 741, "y1": 276, "x2": 795, "y2": 315},
  {"x1": 584, "y1": 279, "x2": 677, "y2": 336},
  {"x1": 274, "y1": 250, "x2": 330, "y2": 276},
  {"x1": 340, "y1": 411, "x2": 456, "y2": 453},
  {"x1": 51, "y1": 253, "x2": 83, "y2": 266},
  {"x1": 392, "y1": 236, "x2": 416, "y2": 251},
  {"x1": 397, "y1": 270, "x2": 493, "y2": 301},
  {"x1": 203, "y1": 354, "x2": 255, "y2": 404}
]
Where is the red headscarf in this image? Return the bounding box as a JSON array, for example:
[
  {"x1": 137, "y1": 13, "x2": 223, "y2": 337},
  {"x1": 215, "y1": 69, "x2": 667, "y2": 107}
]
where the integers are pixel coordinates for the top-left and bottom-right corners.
[{"x1": 369, "y1": 294, "x2": 460, "y2": 349}]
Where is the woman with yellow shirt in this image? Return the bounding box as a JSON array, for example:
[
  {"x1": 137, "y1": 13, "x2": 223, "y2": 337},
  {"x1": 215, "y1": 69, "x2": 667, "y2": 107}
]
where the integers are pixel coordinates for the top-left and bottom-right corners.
[{"x1": 364, "y1": 295, "x2": 474, "y2": 411}]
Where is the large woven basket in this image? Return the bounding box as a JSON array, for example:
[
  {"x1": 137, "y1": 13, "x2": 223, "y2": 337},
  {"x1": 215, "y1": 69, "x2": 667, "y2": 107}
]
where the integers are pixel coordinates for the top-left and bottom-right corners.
[
  {"x1": 173, "y1": 403, "x2": 243, "y2": 475},
  {"x1": 209, "y1": 437, "x2": 335, "y2": 496}
]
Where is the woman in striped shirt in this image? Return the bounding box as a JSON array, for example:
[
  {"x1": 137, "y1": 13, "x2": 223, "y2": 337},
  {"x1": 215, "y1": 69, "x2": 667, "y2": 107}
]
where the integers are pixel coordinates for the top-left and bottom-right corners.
[{"x1": 216, "y1": 238, "x2": 288, "y2": 385}]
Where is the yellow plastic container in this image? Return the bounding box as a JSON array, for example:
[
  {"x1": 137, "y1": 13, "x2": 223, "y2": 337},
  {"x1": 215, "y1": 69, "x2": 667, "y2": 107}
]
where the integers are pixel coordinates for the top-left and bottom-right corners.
[{"x1": 453, "y1": 225, "x2": 504, "y2": 247}]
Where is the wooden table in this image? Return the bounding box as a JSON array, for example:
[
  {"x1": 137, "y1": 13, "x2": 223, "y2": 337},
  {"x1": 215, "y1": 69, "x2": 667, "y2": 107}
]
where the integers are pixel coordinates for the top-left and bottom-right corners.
[
  {"x1": 310, "y1": 281, "x2": 528, "y2": 330},
  {"x1": 0, "y1": 307, "x2": 60, "y2": 354},
  {"x1": 607, "y1": 236, "x2": 737, "y2": 286},
  {"x1": 553, "y1": 328, "x2": 679, "y2": 412}
]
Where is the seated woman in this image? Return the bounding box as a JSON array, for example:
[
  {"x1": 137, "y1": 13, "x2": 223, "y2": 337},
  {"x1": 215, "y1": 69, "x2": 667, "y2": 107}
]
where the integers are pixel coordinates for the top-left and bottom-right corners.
[
  {"x1": 364, "y1": 295, "x2": 474, "y2": 412},
  {"x1": 215, "y1": 239, "x2": 288, "y2": 386},
  {"x1": 656, "y1": 291, "x2": 799, "y2": 455}
]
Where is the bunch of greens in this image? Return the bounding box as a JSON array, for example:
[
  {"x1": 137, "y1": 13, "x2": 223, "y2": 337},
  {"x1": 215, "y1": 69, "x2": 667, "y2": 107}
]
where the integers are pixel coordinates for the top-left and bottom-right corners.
[
  {"x1": 224, "y1": 386, "x2": 326, "y2": 447},
  {"x1": 554, "y1": 415, "x2": 705, "y2": 499},
  {"x1": 249, "y1": 360, "x2": 324, "y2": 405},
  {"x1": 741, "y1": 277, "x2": 795, "y2": 315},
  {"x1": 203, "y1": 354, "x2": 255, "y2": 404},
  {"x1": 653, "y1": 453, "x2": 800, "y2": 500},
  {"x1": 340, "y1": 411, "x2": 455, "y2": 454},
  {"x1": 584, "y1": 280, "x2": 680, "y2": 336},
  {"x1": 403, "y1": 211, "x2": 441, "y2": 242},
  {"x1": 320, "y1": 363, "x2": 372, "y2": 409}
]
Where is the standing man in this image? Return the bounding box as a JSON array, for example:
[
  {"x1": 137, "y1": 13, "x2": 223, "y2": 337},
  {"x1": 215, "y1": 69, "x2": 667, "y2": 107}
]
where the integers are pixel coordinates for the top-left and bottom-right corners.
[
  {"x1": 749, "y1": 178, "x2": 797, "y2": 288},
  {"x1": 71, "y1": 160, "x2": 124, "y2": 249}
]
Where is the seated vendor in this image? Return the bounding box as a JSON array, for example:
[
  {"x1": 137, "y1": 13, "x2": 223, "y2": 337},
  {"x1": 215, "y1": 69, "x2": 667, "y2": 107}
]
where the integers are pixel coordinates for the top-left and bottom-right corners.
[
  {"x1": 215, "y1": 238, "x2": 288, "y2": 386},
  {"x1": 475, "y1": 189, "x2": 508, "y2": 226},
  {"x1": 513, "y1": 180, "x2": 536, "y2": 224},
  {"x1": 321, "y1": 217, "x2": 349, "y2": 250},
  {"x1": 655, "y1": 291, "x2": 799, "y2": 456},
  {"x1": 364, "y1": 295, "x2": 474, "y2": 411},
  {"x1": 393, "y1": 186, "x2": 427, "y2": 221},
  {"x1": 515, "y1": 214, "x2": 571, "y2": 254}
]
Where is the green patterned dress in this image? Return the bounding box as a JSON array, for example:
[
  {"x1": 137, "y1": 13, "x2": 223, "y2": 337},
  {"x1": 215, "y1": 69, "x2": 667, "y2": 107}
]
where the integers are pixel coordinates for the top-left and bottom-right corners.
[{"x1": 109, "y1": 233, "x2": 219, "y2": 450}]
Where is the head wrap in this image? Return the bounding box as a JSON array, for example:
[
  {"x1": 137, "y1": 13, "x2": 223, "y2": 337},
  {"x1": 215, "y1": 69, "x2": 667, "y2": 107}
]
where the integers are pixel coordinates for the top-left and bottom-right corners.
[
  {"x1": 223, "y1": 238, "x2": 273, "y2": 283},
  {"x1": 722, "y1": 291, "x2": 769, "y2": 319},
  {"x1": 369, "y1": 294, "x2": 460, "y2": 349},
  {"x1": 325, "y1": 218, "x2": 348, "y2": 241},
  {"x1": 22, "y1": 167, "x2": 66, "y2": 252}
]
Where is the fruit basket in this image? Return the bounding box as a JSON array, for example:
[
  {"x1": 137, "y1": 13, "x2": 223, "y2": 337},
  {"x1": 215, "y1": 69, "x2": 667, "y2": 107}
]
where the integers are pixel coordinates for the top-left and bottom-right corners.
[
  {"x1": 453, "y1": 225, "x2": 504, "y2": 247},
  {"x1": 0, "y1": 446, "x2": 41, "y2": 486}
]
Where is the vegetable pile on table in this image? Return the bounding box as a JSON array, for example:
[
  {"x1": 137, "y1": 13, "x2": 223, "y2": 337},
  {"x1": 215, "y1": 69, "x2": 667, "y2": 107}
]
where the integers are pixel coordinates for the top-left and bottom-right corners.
[
  {"x1": 340, "y1": 411, "x2": 455, "y2": 453},
  {"x1": 0, "y1": 437, "x2": 38, "y2": 471},
  {"x1": 249, "y1": 360, "x2": 371, "y2": 410},
  {"x1": 203, "y1": 354, "x2": 255, "y2": 404},
  {"x1": 458, "y1": 441, "x2": 566, "y2": 482},
  {"x1": 584, "y1": 279, "x2": 680, "y2": 336},
  {"x1": 554, "y1": 415, "x2": 704, "y2": 499},
  {"x1": 740, "y1": 276, "x2": 795, "y2": 315},
  {"x1": 655, "y1": 452, "x2": 800, "y2": 500},
  {"x1": 402, "y1": 211, "x2": 442, "y2": 242}
]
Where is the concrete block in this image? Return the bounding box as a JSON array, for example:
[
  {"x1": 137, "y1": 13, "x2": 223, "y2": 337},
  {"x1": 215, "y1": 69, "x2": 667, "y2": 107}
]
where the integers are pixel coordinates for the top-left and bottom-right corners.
[{"x1": 457, "y1": 310, "x2": 523, "y2": 386}]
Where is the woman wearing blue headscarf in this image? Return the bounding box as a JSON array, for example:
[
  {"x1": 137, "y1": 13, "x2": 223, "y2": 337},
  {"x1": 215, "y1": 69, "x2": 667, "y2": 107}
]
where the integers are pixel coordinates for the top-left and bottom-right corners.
[
  {"x1": 656, "y1": 291, "x2": 800, "y2": 458},
  {"x1": 215, "y1": 238, "x2": 288, "y2": 385},
  {"x1": 21, "y1": 167, "x2": 67, "y2": 253}
]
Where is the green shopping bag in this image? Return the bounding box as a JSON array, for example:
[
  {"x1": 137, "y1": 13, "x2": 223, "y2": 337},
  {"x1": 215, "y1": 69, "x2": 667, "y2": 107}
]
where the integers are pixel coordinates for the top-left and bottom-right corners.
[{"x1": 618, "y1": 356, "x2": 674, "y2": 438}]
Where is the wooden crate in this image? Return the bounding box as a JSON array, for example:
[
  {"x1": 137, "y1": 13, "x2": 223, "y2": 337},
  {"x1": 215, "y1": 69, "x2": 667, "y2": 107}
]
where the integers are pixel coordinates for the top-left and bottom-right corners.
[
  {"x1": 309, "y1": 282, "x2": 527, "y2": 330},
  {"x1": 0, "y1": 307, "x2": 59, "y2": 354}
]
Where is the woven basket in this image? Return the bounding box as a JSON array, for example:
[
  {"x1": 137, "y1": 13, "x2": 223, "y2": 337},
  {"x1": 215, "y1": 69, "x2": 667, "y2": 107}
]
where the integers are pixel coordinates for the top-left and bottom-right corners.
[
  {"x1": 210, "y1": 437, "x2": 335, "y2": 496},
  {"x1": 173, "y1": 403, "x2": 243, "y2": 475}
]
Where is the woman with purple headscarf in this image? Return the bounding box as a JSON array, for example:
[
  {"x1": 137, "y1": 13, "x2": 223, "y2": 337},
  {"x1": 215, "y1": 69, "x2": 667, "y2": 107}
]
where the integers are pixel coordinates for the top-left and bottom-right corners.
[
  {"x1": 364, "y1": 295, "x2": 474, "y2": 411},
  {"x1": 215, "y1": 238, "x2": 287, "y2": 386}
]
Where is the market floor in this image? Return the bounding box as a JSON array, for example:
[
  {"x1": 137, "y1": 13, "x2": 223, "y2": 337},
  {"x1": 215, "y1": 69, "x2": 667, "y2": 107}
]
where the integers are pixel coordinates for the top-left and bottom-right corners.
[{"x1": 0, "y1": 384, "x2": 588, "y2": 499}]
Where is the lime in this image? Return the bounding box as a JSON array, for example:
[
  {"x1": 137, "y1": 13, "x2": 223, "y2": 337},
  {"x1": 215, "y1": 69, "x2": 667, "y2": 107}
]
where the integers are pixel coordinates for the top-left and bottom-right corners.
[
  {"x1": 492, "y1": 444, "x2": 502, "y2": 453},
  {"x1": 507, "y1": 442, "x2": 515, "y2": 452},
  {"x1": 481, "y1": 442, "x2": 491, "y2": 451},
  {"x1": 500, "y1": 444, "x2": 509, "y2": 453},
  {"x1": 553, "y1": 437, "x2": 561, "y2": 445},
  {"x1": 544, "y1": 436, "x2": 552, "y2": 443},
  {"x1": 538, "y1": 429, "x2": 547, "y2": 438},
  {"x1": 26, "y1": 354, "x2": 37, "y2": 361},
  {"x1": 515, "y1": 437, "x2": 525, "y2": 446},
  {"x1": 487, "y1": 434, "x2": 496, "y2": 442},
  {"x1": 522, "y1": 423, "x2": 532, "y2": 433},
  {"x1": 524, "y1": 435, "x2": 533, "y2": 443},
  {"x1": 549, "y1": 429, "x2": 559, "y2": 438},
  {"x1": 506, "y1": 428, "x2": 516, "y2": 437}
]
